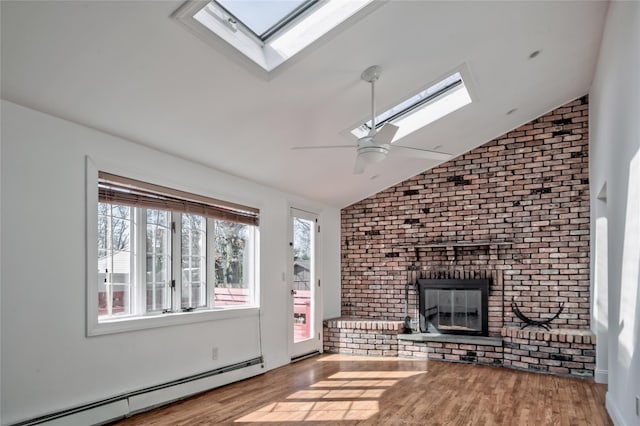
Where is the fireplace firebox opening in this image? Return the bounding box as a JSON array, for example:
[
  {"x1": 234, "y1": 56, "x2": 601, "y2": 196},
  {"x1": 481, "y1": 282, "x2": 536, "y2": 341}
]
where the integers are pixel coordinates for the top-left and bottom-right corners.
[{"x1": 417, "y1": 278, "x2": 490, "y2": 336}]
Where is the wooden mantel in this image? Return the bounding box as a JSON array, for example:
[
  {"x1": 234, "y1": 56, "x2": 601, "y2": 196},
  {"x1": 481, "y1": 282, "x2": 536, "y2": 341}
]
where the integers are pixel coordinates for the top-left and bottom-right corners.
[{"x1": 396, "y1": 240, "x2": 513, "y2": 261}]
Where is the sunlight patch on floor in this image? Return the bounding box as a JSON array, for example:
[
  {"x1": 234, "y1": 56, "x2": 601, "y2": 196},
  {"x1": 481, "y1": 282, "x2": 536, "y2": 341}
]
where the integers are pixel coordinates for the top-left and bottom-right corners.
[
  {"x1": 234, "y1": 367, "x2": 426, "y2": 422},
  {"x1": 235, "y1": 401, "x2": 379, "y2": 422},
  {"x1": 310, "y1": 379, "x2": 399, "y2": 388},
  {"x1": 287, "y1": 388, "x2": 386, "y2": 399},
  {"x1": 329, "y1": 371, "x2": 424, "y2": 379},
  {"x1": 318, "y1": 354, "x2": 428, "y2": 362}
]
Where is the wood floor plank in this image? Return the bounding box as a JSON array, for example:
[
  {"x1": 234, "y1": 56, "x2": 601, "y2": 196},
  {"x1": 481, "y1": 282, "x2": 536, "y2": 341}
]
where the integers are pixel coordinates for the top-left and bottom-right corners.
[{"x1": 112, "y1": 354, "x2": 611, "y2": 425}]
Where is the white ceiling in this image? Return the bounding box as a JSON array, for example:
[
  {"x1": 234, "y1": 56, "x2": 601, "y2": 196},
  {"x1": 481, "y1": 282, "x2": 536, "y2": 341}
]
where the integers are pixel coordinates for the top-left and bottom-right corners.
[{"x1": 1, "y1": 1, "x2": 608, "y2": 208}]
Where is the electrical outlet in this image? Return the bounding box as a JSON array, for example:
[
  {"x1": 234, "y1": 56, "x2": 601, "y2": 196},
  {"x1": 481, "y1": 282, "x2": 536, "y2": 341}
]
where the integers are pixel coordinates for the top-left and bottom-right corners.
[{"x1": 212, "y1": 347, "x2": 219, "y2": 360}]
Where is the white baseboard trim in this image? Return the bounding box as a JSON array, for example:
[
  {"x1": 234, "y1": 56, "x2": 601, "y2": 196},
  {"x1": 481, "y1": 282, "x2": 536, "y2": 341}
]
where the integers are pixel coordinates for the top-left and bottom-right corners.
[
  {"x1": 606, "y1": 391, "x2": 627, "y2": 426},
  {"x1": 39, "y1": 400, "x2": 128, "y2": 426},
  {"x1": 13, "y1": 358, "x2": 264, "y2": 426},
  {"x1": 128, "y1": 363, "x2": 264, "y2": 415},
  {"x1": 595, "y1": 368, "x2": 608, "y2": 384}
]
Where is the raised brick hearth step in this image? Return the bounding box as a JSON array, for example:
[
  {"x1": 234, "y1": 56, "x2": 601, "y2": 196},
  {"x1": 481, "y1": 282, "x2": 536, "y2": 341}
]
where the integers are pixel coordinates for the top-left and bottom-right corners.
[
  {"x1": 323, "y1": 317, "x2": 405, "y2": 357},
  {"x1": 323, "y1": 318, "x2": 596, "y2": 378},
  {"x1": 501, "y1": 326, "x2": 596, "y2": 377},
  {"x1": 501, "y1": 326, "x2": 596, "y2": 344},
  {"x1": 324, "y1": 317, "x2": 404, "y2": 331},
  {"x1": 398, "y1": 333, "x2": 503, "y2": 347}
]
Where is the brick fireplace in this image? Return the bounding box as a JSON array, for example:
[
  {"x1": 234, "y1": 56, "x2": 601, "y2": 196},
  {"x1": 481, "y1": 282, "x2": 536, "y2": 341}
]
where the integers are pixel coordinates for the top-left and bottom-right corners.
[
  {"x1": 417, "y1": 276, "x2": 490, "y2": 336},
  {"x1": 325, "y1": 96, "x2": 595, "y2": 378}
]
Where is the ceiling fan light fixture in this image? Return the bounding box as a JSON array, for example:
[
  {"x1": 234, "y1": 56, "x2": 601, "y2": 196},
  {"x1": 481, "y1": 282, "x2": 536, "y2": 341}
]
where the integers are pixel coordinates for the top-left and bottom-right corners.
[{"x1": 358, "y1": 145, "x2": 389, "y2": 164}]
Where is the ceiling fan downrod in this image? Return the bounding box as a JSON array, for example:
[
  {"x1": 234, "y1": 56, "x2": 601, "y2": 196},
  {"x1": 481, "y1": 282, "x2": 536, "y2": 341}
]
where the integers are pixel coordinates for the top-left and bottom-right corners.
[{"x1": 361, "y1": 65, "x2": 381, "y2": 134}]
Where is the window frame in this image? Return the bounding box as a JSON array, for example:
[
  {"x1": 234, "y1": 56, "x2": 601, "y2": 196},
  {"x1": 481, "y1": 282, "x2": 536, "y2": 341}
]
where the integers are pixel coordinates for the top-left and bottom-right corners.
[
  {"x1": 97, "y1": 202, "x2": 136, "y2": 318},
  {"x1": 172, "y1": 0, "x2": 382, "y2": 76},
  {"x1": 144, "y1": 208, "x2": 173, "y2": 313},
  {"x1": 179, "y1": 212, "x2": 208, "y2": 310},
  {"x1": 348, "y1": 70, "x2": 473, "y2": 144},
  {"x1": 213, "y1": 0, "x2": 319, "y2": 42},
  {"x1": 86, "y1": 158, "x2": 260, "y2": 337}
]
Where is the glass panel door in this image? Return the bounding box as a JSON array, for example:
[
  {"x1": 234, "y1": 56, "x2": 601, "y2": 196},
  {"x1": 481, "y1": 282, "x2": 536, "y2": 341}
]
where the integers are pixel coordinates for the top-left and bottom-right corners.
[{"x1": 290, "y1": 208, "x2": 319, "y2": 358}]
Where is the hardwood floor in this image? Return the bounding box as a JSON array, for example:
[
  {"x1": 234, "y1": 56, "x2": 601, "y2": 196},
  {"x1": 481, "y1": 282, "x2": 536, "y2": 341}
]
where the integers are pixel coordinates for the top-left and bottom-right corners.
[{"x1": 113, "y1": 354, "x2": 611, "y2": 425}]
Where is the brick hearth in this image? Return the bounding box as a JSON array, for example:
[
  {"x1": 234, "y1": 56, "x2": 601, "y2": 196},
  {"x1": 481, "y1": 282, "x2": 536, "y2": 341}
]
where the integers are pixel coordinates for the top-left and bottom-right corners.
[{"x1": 323, "y1": 318, "x2": 596, "y2": 378}]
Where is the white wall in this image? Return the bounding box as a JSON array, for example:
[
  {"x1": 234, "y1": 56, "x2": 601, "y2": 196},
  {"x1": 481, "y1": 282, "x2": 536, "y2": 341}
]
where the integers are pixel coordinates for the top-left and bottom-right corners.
[
  {"x1": 590, "y1": 1, "x2": 640, "y2": 425},
  {"x1": 321, "y1": 211, "x2": 341, "y2": 320},
  {"x1": 0, "y1": 100, "x2": 341, "y2": 425},
  {"x1": 0, "y1": 99, "x2": 3, "y2": 423}
]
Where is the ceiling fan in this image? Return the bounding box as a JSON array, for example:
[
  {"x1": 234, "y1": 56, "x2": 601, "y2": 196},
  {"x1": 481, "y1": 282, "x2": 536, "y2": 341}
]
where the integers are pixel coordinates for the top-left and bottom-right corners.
[{"x1": 292, "y1": 65, "x2": 452, "y2": 174}]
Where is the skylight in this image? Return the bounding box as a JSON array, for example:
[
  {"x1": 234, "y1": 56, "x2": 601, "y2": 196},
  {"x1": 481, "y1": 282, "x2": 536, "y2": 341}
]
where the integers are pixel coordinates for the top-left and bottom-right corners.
[
  {"x1": 214, "y1": 0, "x2": 316, "y2": 40},
  {"x1": 350, "y1": 72, "x2": 472, "y2": 143},
  {"x1": 174, "y1": 0, "x2": 376, "y2": 74}
]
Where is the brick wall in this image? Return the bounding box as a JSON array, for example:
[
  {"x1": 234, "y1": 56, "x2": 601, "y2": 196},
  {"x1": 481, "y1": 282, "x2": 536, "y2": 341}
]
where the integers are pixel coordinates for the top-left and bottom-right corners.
[{"x1": 341, "y1": 96, "x2": 590, "y2": 332}]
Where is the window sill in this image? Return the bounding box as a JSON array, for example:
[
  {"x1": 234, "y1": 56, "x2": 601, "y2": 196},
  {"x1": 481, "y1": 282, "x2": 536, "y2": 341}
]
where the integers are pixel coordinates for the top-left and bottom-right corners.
[{"x1": 88, "y1": 306, "x2": 259, "y2": 337}]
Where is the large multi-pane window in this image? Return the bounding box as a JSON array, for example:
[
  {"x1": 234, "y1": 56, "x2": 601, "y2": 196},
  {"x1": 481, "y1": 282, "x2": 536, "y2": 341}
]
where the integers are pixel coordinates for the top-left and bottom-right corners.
[{"x1": 96, "y1": 172, "x2": 259, "y2": 323}]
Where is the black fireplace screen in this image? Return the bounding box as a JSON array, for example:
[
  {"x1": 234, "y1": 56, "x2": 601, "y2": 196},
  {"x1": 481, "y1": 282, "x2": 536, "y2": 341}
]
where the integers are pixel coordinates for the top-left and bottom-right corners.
[{"x1": 417, "y1": 279, "x2": 490, "y2": 336}]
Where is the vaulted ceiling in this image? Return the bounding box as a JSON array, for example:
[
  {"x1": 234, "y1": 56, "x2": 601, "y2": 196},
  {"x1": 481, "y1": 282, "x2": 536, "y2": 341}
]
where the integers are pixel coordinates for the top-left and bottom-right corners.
[{"x1": 1, "y1": 1, "x2": 608, "y2": 207}]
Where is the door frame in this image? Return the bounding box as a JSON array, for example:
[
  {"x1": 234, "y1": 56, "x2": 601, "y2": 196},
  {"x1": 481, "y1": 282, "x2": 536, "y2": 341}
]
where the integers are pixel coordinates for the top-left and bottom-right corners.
[{"x1": 288, "y1": 207, "x2": 322, "y2": 359}]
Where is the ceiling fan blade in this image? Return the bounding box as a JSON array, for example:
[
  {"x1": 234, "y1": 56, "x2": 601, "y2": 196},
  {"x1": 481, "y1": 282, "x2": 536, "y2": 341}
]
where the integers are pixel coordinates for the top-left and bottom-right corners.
[
  {"x1": 373, "y1": 123, "x2": 399, "y2": 145},
  {"x1": 291, "y1": 145, "x2": 354, "y2": 150},
  {"x1": 353, "y1": 155, "x2": 366, "y2": 175},
  {"x1": 390, "y1": 145, "x2": 453, "y2": 162}
]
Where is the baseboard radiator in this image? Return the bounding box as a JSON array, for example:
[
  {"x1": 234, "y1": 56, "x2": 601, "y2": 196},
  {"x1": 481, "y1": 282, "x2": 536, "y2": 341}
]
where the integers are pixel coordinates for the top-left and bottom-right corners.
[
  {"x1": 12, "y1": 357, "x2": 264, "y2": 426},
  {"x1": 291, "y1": 351, "x2": 321, "y2": 363}
]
